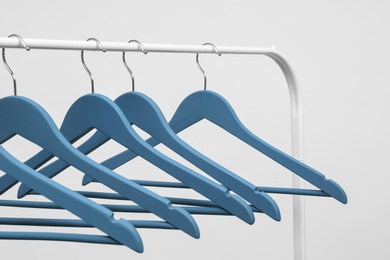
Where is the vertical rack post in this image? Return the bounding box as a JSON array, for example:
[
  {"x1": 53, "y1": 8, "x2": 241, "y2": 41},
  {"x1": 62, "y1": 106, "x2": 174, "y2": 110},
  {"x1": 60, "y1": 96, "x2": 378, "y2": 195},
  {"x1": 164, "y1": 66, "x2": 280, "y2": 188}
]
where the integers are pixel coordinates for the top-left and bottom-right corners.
[{"x1": 267, "y1": 51, "x2": 306, "y2": 260}]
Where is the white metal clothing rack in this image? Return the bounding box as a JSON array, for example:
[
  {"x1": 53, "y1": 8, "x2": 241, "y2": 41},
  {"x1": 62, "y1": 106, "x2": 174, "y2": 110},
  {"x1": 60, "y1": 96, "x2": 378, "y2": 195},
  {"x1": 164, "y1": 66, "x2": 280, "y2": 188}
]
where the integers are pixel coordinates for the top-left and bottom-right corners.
[{"x1": 0, "y1": 37, "x2": 306, "y2": 260}]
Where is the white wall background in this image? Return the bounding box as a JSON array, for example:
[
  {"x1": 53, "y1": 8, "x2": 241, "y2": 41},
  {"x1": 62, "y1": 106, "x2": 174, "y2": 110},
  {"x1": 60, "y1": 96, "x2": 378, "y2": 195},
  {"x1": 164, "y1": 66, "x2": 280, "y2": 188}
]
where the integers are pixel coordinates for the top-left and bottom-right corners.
[{"x1": 0, "y1": 1, "x2": 388, "y2": 259}]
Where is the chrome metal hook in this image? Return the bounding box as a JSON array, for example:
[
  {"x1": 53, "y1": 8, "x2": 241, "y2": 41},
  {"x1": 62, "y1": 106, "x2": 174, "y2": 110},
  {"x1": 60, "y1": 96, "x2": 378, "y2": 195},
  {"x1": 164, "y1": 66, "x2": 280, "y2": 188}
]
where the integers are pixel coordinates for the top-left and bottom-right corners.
[
  {"x1": 123, "y1": 40, "x2": 148, "y2": 92},
  {"x1": 2, "y1": 34, "x2": 30, "y2": 96},
  {"x1": 81, "y1": 38, "x2": 106, "y2": 93},
  {"x1": 196, "y1": 43, "x2": 221, "y2": 90}
]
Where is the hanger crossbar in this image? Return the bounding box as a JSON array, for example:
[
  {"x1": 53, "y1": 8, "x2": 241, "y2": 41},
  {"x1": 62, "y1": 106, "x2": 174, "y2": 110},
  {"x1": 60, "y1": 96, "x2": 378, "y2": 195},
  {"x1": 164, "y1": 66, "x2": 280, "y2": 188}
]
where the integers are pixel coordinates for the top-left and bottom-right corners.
[
  {"x1": 0, "y1": 232, "x2": 120, "y2": 245},
  {"x1": 0, "y1": 199, "x2": 261, "y2": 215},
  {"x1": 0, "y1": 217, "x2": 176, "y2": 229},
  {"x1": 72, "y1": 182, "x2": 327, "y2": 197}
]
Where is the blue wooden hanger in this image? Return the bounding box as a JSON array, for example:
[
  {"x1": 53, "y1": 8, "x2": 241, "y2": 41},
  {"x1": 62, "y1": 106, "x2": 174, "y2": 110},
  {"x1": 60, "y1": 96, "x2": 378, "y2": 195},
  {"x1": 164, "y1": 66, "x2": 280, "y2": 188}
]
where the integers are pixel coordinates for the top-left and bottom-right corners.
[
  {"x1": 0, "y1": 96, "x2": 143, "y2": 252},
  {"x1": 155, "y1": 90, "x2": 347, "y2": 203},
  {"x1": 15, "y1": 39, "x2": 255, "y2": 225},
  {"x1": 0, "y1": 37, "x2": 199, "y2": 240}
]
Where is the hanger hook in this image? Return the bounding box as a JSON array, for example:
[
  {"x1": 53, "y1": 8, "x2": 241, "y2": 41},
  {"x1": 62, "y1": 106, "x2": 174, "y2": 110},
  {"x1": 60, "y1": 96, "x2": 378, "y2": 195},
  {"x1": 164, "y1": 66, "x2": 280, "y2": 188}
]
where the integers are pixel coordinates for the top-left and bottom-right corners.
[
  {"x1": 81, "y1": 38, "x2": 106, "y2": 93},
  {"x1": 123, "y1": 40, "x2": 148, "y2": 92},
  {"x1": 196, "y1": 43, "x2": 221, "y2": 90},
  {"x1": 2, "y1": 34, "x2": 30, "y2": 96}
]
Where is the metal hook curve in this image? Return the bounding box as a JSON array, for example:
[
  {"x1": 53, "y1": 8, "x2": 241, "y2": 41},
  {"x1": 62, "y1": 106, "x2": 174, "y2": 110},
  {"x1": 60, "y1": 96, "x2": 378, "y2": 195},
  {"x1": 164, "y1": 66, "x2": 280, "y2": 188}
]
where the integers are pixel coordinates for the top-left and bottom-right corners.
[
  {"x1": 122, "y1": 40, "x2": 148, "y2": 92},
  {"x1": 2, "y1": 34, "x2": 30, "y2": 96},
  {"x1": 196, "y1": 43, "x2": 221, "y2": 90},
  {"x1": 81, "y1": 38, "x2": 106, "y2": 93}
]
